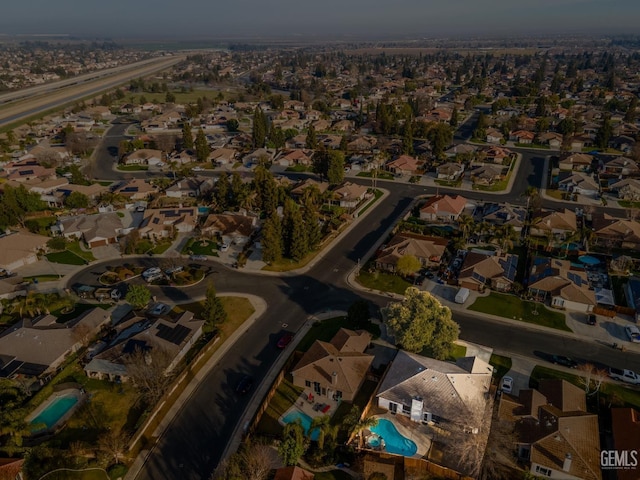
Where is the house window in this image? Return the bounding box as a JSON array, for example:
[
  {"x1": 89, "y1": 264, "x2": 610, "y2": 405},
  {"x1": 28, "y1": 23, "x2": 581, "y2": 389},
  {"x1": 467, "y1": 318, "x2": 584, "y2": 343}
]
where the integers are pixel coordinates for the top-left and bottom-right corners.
[
  {"x1": 534, "y1": 466, "x2": 552, "y2": 477},
  {"x1": 313, "y1": 382, "x2": 321, "y2": 394},
  {"x1": 423, "y1": 412, "x2": 433, "y2": 423},
  {"x1": 305, "y1": 381, "x2": 311, "y2": 388},
  {"x1": 389, "y1": 402, "x2": 398, "y2": 414},
  {"x1": 402, "y1": 405, "x2": 411, "y2": 415}
]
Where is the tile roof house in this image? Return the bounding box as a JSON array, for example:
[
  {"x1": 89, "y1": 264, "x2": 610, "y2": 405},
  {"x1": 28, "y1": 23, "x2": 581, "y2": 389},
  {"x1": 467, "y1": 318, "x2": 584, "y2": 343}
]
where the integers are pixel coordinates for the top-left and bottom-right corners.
[
  {"x1": 559, "y1": 153, "x2": 594, "y2": 172},
  {"x1": 0, "y1": 231, "x2": 49, "y2": 271},
  {"x1": 444, "y1": 143, "x2": 477, "y2": 158},
  {"x1": 6, "y1": 165, "x2": 57, "y2": 183},
  {"x1": 290, "y1": 178, "x2": 330, "y2": 199},
  {"x1": 482, "y1": 145, "x2": 514, "y2": 164},
  {"x1": 611, "y1": 408, "x2": 640, "y2": 480},
  {"x1": 375, "y1": 233, "x2": 448, "y2": 272},
  {"x1": 480, "y1": 203, "x2": 527, "y2": 232},
  {"x1": 468, "y1": 164, "x2": 503, "y2": 186},
  {"x1": 458, "y1": 251, "x2": 519, "y2": 292},
  {"x1": 139, "y1": 207, "x2": 198, "y2": 240},
  {"x1": 113, "y1": 179, "x2": 158, "y2": 200},
  {"x1": 291, "y1": 328, "x2": 373, "y2": 402},
  {"x1": 57, "y1": 213, "x2": 124, "y2": 248},
  {"x1": 419, "y1": 194, "x2": 468, "y2": 222},
  {"x1": 201, "y1": 213, "x2": 257, "y2": 246},
  {"x1": 498, "y1": 379, "x2": 601, "y2": 480},
  {"x1": 510, "y1": 130, "x2": 535, "y2": 144},
  {"x1": 527, "y1": 257, "x2": 595, "y2": 312},
  {"x1": 84, "y1": 311, "x2": 204, "y2": 382},
  {"x1": 124, "y1": 149, "x2": 163, "y2": 166},
  {"x1": 609, "y1": 178, "x2": 640, "y2": 201},
  {"x1": 386, "y1": 155, "x2": 420, "y2": 175},
  {"x1": 209, "y1": 147, "x2": 237, "y2": 165},
  {"x1": 277, "y1": 149, "x2": 314, "y2": 167},
  {"x1": 558, "y1": 172, "x2": 599, "y2": 197},
  {"x1": 0, "y1": 307, "x2": 111, "y2": 378},
  {"x1": 485, "y1": 128, "x2": 504, "y2": 144},
  {"x1": 530, "y1": 209, "x2": 577, "y2": 240},
  {"x1": 330, "y1": 182, "x2": 369, "y2": 210},
  {"x1": 601, "y1": 156, "x2": 639, "y2": 177},
  {"x1": 436, "y1": 162, "x2": 464, "y2": 180},
  {"x1": 274, "y1": 466, "x2": 314, "y2": 480},
  {"x1": 165, "y1": 177, "x2": 213, "y2": 199},
  {"x1": 591, "y1": 213, "x2": 640, "y2": 250}
]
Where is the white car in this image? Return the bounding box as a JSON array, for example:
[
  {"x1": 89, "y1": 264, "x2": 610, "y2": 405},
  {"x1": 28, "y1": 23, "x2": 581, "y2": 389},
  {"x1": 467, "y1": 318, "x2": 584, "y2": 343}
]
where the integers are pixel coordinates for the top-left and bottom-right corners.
[
  {"x1": 625, "y1": 325, "x2": 640, "y2": 343},
  {"x1": 142, "y1": 267, "x2": 161, "y2": 279},
  {"x1": 149, "y1": 303, "x2": 170, "y2": 316},
  {"x1": 220, "y1": 243, "x2": 230, "y2": 252},
  {"x1": 609, "y1": 367, "x2": 640, "y2": 385},
  {"x1": 193, "y1": 166, "x2": 204, "y2": 172},
  {"x1": 501, "y1": 376, "x2": 514, "y2": 394}
]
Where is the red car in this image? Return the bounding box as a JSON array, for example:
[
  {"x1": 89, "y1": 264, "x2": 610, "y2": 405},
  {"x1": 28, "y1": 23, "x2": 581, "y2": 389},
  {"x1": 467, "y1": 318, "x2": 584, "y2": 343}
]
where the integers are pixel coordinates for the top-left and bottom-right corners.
[{"x1": 277, "y1": 333, "x2": 294, "y2": 349}]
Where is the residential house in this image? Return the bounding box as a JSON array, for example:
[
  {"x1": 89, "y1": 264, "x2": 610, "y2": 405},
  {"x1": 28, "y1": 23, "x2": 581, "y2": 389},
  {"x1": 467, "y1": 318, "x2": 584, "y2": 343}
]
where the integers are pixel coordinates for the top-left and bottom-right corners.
[
  {"x1": 243, "y1": 148, "x2": 275, "y2": 167},
  {"x1": 375, "y1": 233, "x2": 448, "y2": 272},
  {"x1": 510, "y1": 130, "x2": 535, "y2": 144},
  {"x1": 0, "y1": 308, "x2": 111, "y2": 378},
  {"x1": 468, "y1": 164, "x2": 503, "y2": 186},
  {"x1": 591, "y1": 212, "x2": 640, "y2": 250},
  {"x1": 480, "y1": 203, "x2": 527, "y2": 232},
  {"x1": 291, "y1": 328, "x2": 373, "y2": 402},
  {"x1": 611, "y1": 408, "x2": 640, "y2": 480},
  {"x1": 274, "y1": 466, "x2": 314, "y2": 480},
  {"x1": 601, "y1": 156, "x2": 639, "y2": 177},
  {"x1": 458, "y1": 251, "x2": 519, "y2": 292},
  {"x1": 485, "y1": 128, "x2": 504, "y2": 144},
  {"x1": 277, "y1": 149, "x2": 313, "y2": 167},
  {"x1": 436, "y1": 162, "x2": 464, "y2": 180},
  {"x1": 419, "y1": 194, "x2": 468, "y2": 222},
  {"x1": 608, "y1": 178, "x2": 640, "y2": 201},
  {"x1": 165, "y1": 177, "x2": 211, "y2": 199},
  {"x1": 530, "y1": 209, "x2": 577, "y2": 241},
  {"x1": 482, "y1": 146, "x2": 513, "y2": 164},
  {"x1": 201, "y1": 213, "x2": 257, "y2": 246},
  {"x1": 558, "y1": 173, "x2": 599, "y2": 197},
  {"x1": 6, "y1": 165, "x2": 56, "y2": 183},
  {"x1": 290, "y1": 178, "x2": 330, "y2": 199},
  {"x1": 320, "y1": 135, "x2": 343, "y2": 150},
  {"x1": 527, "y1": 257, "x2": 595, "y2": 312},
  {"x1": 609, "y1": 135, "x2": 636, "y2": 154},
  {"x1": 559, "y1": 153, "x2": 593, "y2": 172},
  {"x1": 168, "y1": 150, "x2": 196, "y2": 166},
  {"x1": 444, "y1": 144, "x2": 477, "y2": 158},
  {"x1": 498, "y1": 379, "x2": 601, "y2": 480},
  {"x1": 386, "y1": 155, "x2": 420, "y2": 176},
  {"x1": 348, "y1": 136, "x2": 375, "y2": 152},
  {"x1": 58, "y1": 183, "x2": 110, "y2": 202},
  {"x1": 330, "y1": 182, "x2": 369, "y2": 210},
  {"x1": 84, "y1": 311, "x2": 204, "y2": 382},
  {"x1": 113, "y1": 179, "x2": 158, "y2": 200},
  {"x1": 124, "y1": 149, "x2": 163, "y2": 166},
  {"x1": 209, "y1": 147, "x2": 237, "y2": 166},
  {"x1": 537, "y1": 132, "x2": 563, "y2": 149},
  {"x1": 0, "y1": 458, "x2": 23, "y2": 480},
  {"x1": 56, "y1": 213, "x2": 123, "y2": 248},
  {"x1": 0, "y1": 231, "x2": 49, "y2": 271},
  {"x1": 139, "y1": 208, "x2": 198, "y2": 240}
]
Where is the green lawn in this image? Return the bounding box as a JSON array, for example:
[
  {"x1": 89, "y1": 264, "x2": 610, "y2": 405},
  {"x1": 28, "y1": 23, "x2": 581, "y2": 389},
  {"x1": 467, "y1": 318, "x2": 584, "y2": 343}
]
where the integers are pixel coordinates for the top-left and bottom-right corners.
[
  {"x1": 181, "y1": 238, "x2": 218, "y2": 256},
  {"x1": 356, "y1": 270, "x2": 412, "y2": 296},
  {"x1": 357, "y1": 171, "x2": 395, "y2": 180},
  {"x1": 296, "y1": 316, "x2": 381, "y2": 353},
  {"x1": 67, "y1": 240, "x2": 96, "y2": 262},
  {"x1": 117, "y1": 165, "x2": 148, "y2": 171},
  {"x1": 447, "y1": 343, "x2": 468, "y2": 361},
  {"x1": 489, "y1": 353, "x2": 512, "y2": 380},
  {"x1": 618, "y1": 200, "x2": 640, "y2": 209},
  {"x1": 46, "y1": 250, "x2": 87, "y2": 265},
  {"x1": 254, "y1": 379, "x2": 304, "y2": 436},
  {"x1": 358, "y1": 189, "x2": 383, "y2": 216},
  {"x1": 473, "y1": 177, "x2": 509, "y2": 192},
  {"x1": 151, "y1": 241, "x2": 173, "y2": 254},
  {"x1": 435, "y1": 178, "x2": 462, "y2": 187},
  {"x1": 51, "y1": 303, "x2": 109, "y2": 323},
  {"x1": 468, "y1": 292, "x2": 570, "y2": 331},
  {"x1": 24, "y1": 274, "x2": 61, "y2": 283},
  {"x1": 285, "y1": 164, "x2": 311, "y2": 172},
  {"x1": 530, "y1": 366, "x2": 640, "y2": 409}
]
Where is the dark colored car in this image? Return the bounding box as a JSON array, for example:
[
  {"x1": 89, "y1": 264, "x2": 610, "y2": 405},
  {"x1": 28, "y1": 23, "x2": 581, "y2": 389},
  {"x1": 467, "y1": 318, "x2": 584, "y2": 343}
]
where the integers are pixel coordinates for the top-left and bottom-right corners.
[
  {"x1": 587, "y1": 314, "x2": 596, "y2": 326},
  {"x1": 552, "y1": 355, "x2": 578, "y2": 368},
  {"x1": 277, "y1": 333, "x2": 294, "y2": 349},
  {"x1": 236, "y1": 375, "x2": 254, "y2": 394}
]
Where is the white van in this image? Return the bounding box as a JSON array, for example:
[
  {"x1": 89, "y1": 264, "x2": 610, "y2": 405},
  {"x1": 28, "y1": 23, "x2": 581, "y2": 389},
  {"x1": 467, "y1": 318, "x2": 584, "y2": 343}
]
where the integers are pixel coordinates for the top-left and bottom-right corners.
[{"x1": 455, "y1": 288, "x2": 470, "y2": 304}]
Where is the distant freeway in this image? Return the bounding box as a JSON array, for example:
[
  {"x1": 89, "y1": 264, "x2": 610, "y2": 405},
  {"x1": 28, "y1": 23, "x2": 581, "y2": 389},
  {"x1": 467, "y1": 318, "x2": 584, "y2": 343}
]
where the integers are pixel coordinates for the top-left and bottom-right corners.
[{"x1": 0, "y1": 55, "x2": 184, "y2": 129}]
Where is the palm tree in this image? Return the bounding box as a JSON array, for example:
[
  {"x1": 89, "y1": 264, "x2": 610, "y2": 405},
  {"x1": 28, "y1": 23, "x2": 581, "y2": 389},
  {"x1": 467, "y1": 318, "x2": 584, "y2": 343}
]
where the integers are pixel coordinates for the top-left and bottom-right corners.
[
  {"x1": 457, "y1": 214, "x2": 475, "y2": 243},
  {"x1": 494, "y1": 224, "x2": 519, "y2": 252},
  {"x1": 350, "y1": 416, "x2": 379, "y2": 449},
  {"x1": 561, "y1": 230, "x2": 582, "y2": 257},
  {"x1": 309, "y1": 415, "x2": 338, "y2": 450}
]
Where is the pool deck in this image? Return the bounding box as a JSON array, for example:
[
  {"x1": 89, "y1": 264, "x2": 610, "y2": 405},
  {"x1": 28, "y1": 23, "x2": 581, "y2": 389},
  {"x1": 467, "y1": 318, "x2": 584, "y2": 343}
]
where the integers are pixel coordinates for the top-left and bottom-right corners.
[
  {"x1": 26, "y1": 387, "x2": 84, "y2": 431},
  {"x1": 364, "y1": 413, "x2": 432, "y2": 458},
  {"x1": 279, "y1": 389, "x2": 340, "y2": 426}
]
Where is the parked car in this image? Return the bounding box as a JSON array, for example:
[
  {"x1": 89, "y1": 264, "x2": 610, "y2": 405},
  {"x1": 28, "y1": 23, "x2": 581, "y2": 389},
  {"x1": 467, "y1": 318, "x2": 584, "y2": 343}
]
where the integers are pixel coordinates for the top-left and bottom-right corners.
[
  {"x1": 277, "y1": 333, "x2": 294, "y2": 349},
  {"x1": 501, "y1": 376, "x2": 513, "y2": 394},
  {"x1": 220, "y1": 243, "x2": 230, "y2": 252},
  {"x1": 149, "y1": 303, "x2": 170, "y2": 316},
  {"x1": 165, "y1": 266, "x2": 184, "y2": 275},
  {"x1": 552, "y1": 355, "x2": 578, "y2": 368},
  {"x1": 609, "y1": 367, "x2": 640, "y2": 385},
  {"x1": 142, "y1": 267, "x2": 161, "y2": 279},
  {"x1": 144, "y1": 272, "x2": 164, "y2": 283},
  {"x1": 189, "y1": 254, "x2": 207, "y2": 261},
  {"x1": 236, "y1": 375, "x2": 254, "y2": 394},
  {"x1": 587, "y1": 314, "x2": 596, "y2": 326},
  {"x1": 625, "y1": 325, "x2": 640, "y2": 343}
]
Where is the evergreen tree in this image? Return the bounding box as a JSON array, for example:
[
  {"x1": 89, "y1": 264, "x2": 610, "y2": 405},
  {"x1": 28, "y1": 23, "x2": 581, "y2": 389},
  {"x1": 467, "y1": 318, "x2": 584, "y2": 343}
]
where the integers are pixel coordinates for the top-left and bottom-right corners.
[
  {"x1": 305, "y1": 125, "x2": 318, "y2": 149},
  {"x1": 253, "y1": 165, "x2": 278, "y2": 214},
  {"x1": 261, "y1": 214, "x2": 283, "y2": 263},
  {"x1": 283, "y1": 199, "x2": 308, "y2": 261},
  {"x1": 203, "y1": 282, "x2": 227, "y2": 326},
  {"x1": 303, "y1": 196, "x2": 322, "y2": 250},
  {"x1": 252, "y1": 107, "x2": 267, "y2": 148},
  {"x1": 230, "y1": 171, "x2": 246, "y2": 208},
  {"x1": 625, "y1": 96, "x2": 638, "y2": 123},
  {"x1": 326, "y1": 150, "x2": 345, "y2": 185},
  {"x1": 194, "y1": 128, "x2": 210, "y2": 162},
  {"x1": 340, "y1": 134, "x2": 349, "y2": 152},
  {"x1": 450, "y1": 107, "x2": 458, "y2": 127},
  {"x1": 182, "y1": 122, "x2": 194, "y2": 150},
  {"x1": 595, "y1": 115, "x2": 613, "y2": 149},
  {"x1": 402, "y1": 115, "x2": 414, "y2": 155},
  {"x1": 215, "y1": 172, "x2": 230, "y2": 211}
]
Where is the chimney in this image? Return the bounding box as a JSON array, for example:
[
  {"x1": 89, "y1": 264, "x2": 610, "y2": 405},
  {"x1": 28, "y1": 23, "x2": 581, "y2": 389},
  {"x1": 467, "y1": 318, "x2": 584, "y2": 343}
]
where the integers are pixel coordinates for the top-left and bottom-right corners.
[
  {"x1": 332, "y1": 371, "x2": 338, "y2": 386},
  {"x1": 563, "y1": 453, "x2": 572, "y2": 472}
]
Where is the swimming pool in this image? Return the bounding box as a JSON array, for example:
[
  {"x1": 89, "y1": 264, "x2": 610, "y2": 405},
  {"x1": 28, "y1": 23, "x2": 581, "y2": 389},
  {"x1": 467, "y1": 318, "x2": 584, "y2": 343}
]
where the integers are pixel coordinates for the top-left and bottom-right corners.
[
  {"x1": 29, "y1": 392, "x2": 79, "y2": 431},
  {"x1": 281, "y1": 410, "x2": 320, "y2": 441},
  {"x1": 579, "y1": 255, "x2": 600, "y2": 266},
  {"x1": 370, "y1": 419, "x2": 418, "y2": 456}
]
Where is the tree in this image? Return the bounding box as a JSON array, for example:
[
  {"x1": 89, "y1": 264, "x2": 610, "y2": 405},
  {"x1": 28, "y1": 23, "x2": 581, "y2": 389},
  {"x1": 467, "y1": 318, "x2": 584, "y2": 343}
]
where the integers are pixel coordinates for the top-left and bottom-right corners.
[
  {"x1": 125, "y1": 284, "x2": 151, "y2": 309},
  {"x1": 278, "y1": 420, "x2": 306, "y2": 466},
  {"x1": 450, "y1": 107, "x2": 459, "y2": 127},
  {"x1": 64, "y1": 191, "x2": 90, "y2": 209},
  {"x1": 303, "y1": 196, "x2": 322, "y2": 250},
  {"x1": 347, "y1": 300, "x2": 370, "y2": 328},
  {"x1": 326, "y1": 150, "x2": 345, "y2": 185},
  {"x1": 305, "y1": 125, "x2": 318, "y2": 149},
  {"x1": 47, "y1": 236, "x2": 68, "y2": 251},
  {"x1": 182, "y1": 122, "x2": 194, "y2": 150},
  {"x1": 195, "y1": 128, "x2": 210, "y2": 162},
  {"x1": 203, "y1": 282, "x2": 227, "y2": 326},
  {"x1": 283, "y1": 199, "x2": 308, "y2": 261},
  {"x1": 402, "y1": 115, "x2": 414, "y2": 155},
  {"x1": 457, "y1": 214, "x2": 475, "y2": 242},
  {"x1": 577, "y1": 363, "x2": 607, "y2": 397},
  {"x1": 98, "y1": 428, "x2": 129, "y2": 465},
  {"x1": 396, "y1": 254, "x2": 421, "y2": 277},
  {"x1": 426, "y1": 123, "x2": 453, "y2": 158},
  {"x1": 165, "y1": 92, "x2": 176, "y2": 103},
  {"x1": 253, "y1": 165, "x2": 278, "y2": 214},
  {"x1": 226, "y1": 119, "x2": 239, "y2": 132},
  {"x1": 625, "y1": 96, "x2": 638, "y2": 123},
  {"x1": 252, "y1": 107, "x2": 267, "y2": 148},
  {"x1": 0, "y1": 184, "x2": 45, "y2": 229},
  {"x1": 124, "y1": 345, "x2": 173, "y2": 405},
  {"x1": 595, "y1": 114, "x2": 613, "y2": 149},
  {"x1": 215, "y1": 172, "x2": 230, "y2": 211},
  {"x1": 385, "y1": 287, "x2": 459, "y2": 357},
  {"x1": 261, "y1": 214, "x2": 283, "y2": 264},
  {"x1": 350, "y1": 415, "x2": 379, "y2": 448}
]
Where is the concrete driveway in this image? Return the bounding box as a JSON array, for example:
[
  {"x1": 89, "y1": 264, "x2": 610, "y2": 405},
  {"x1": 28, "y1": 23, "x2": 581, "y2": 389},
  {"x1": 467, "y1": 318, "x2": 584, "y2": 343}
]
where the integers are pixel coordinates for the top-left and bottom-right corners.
[{"x1": 501, "y1": 355, "x2": 536, "y2": 396}]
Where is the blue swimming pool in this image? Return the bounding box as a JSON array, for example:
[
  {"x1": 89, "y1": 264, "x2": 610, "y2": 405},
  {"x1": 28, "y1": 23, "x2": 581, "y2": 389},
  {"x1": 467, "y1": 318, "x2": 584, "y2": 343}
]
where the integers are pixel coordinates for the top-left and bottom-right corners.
[
  {"x1": 579, "y1": 255, "x2": 600, "y2": 266},
  {"x1": 370, "y1": 419, "x2": 418, "y2": 456},
  {"x1": 281, "y1": 410, "x2": 320, "y2": 441},
  {"x1": 30, "y1": 393, "x2": 79, "y2": 430}
]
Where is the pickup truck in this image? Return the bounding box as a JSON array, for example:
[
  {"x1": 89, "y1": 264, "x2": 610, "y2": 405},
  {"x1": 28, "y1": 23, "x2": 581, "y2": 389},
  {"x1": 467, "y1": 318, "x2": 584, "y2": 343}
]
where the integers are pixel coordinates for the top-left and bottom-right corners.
[{"x1": 609, "y1": 367, "x2": 640, "y2": 385}]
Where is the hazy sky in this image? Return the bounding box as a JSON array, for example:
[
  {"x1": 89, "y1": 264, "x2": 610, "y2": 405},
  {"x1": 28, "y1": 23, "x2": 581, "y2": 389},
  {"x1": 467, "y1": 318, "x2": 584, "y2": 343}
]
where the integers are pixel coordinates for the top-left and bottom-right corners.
[{"x1": 1, "y1": 0, "x2": 638, "y2": 39}]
